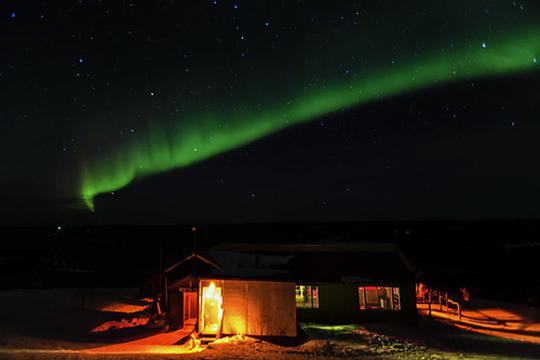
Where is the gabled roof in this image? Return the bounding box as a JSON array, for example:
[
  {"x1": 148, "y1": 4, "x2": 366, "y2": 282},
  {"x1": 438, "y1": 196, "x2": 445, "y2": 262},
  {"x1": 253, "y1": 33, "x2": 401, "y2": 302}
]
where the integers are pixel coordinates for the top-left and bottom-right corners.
[
  {"x1": 209, "y1": 242, "x2": 414, "y2": 283},
  {"x1": 208, "y1": 250, "x2": 292, "y2": 279},
  {"x1": 164, "y1": 252, "x2": 221, "y2": 273},
  {"x1": 164, "y1": 242, "x2": 414, "y2": 284}
]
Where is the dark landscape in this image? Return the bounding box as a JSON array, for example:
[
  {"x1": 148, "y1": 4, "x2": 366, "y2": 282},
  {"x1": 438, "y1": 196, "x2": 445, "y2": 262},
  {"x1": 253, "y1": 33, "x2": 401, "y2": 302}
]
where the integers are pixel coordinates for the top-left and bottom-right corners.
[{"x1": 2, "y1": 1, "x2": 540, "y2": 359}]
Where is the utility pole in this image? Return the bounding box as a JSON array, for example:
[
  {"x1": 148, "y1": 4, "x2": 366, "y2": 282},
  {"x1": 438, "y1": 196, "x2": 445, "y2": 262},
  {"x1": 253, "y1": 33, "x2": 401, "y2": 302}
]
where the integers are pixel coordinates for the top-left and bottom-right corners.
[
  {"x1": 159, "y1": 241, "x2": 163, "y2": 291},
  {"x1": 192, "y1": 225, "x2": 198, "y2": 254}
]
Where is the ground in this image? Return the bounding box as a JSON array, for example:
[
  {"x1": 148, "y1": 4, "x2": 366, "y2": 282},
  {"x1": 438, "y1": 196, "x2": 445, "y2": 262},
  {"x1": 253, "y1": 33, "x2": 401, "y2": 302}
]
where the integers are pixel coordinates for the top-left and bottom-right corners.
[{"x1": 0, "y1": 289, "x2": 539, "y2": 359}]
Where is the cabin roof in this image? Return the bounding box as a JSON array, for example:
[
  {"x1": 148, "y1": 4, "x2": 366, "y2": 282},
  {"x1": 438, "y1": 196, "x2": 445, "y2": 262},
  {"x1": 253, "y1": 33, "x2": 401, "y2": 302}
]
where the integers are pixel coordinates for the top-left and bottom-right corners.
[
  {"x1": 164, "y1": 252, "x2": 221, "y2": 273},
  {"x1": 165, "y1": 242, "x2": 414, "y2": 285}
]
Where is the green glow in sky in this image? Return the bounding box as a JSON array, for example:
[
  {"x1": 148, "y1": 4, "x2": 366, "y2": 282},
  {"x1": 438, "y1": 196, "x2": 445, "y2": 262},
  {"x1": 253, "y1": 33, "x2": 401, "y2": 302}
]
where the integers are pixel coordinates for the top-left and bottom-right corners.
[{"x1": 80, "y1": 28, "x2": 540, "y2": 211}]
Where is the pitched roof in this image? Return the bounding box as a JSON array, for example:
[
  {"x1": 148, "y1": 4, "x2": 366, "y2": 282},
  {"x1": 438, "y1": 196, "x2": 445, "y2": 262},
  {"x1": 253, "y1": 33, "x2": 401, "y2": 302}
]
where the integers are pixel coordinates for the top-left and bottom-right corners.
[
  {"x1": 164, "y1": 242, "x2": 414, "y2": 284},
  {"x1": 164, "y1": 252, "x2": 221, "y2": 273}
]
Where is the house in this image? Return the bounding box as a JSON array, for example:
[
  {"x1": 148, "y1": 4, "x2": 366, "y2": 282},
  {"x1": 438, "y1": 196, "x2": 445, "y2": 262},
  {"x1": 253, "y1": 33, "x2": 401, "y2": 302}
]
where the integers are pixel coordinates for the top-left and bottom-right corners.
[
  {"x1": 160, "y1": 242, "x2": 416, "y2": 338},
  {"x1": 163, "y1": 251, "x2": 297, "y2": 337}
]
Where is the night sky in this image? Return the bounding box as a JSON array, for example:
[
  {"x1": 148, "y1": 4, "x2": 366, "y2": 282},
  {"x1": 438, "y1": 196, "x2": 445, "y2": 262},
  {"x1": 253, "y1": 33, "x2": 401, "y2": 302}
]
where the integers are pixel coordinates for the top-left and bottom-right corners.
[{"x1": 3, "y1": 1, "x2": 540, "y2": 225}]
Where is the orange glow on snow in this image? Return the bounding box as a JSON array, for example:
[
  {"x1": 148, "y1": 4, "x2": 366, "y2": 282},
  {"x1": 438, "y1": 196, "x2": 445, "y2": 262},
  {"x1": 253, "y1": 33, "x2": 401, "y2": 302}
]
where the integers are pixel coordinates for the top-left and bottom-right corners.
[
  {"x1": 86, "y1": 326, "x2": 202, "y2": 354},
  {"x1": 99, "y1": 303, "x2": 149, "y2": 314},
  {"x1": 90, "y1": 317, "x2": 150, "y2": 333},
  {"x1": 418, "y1": 303, "x2": 540, "y2": 344}
]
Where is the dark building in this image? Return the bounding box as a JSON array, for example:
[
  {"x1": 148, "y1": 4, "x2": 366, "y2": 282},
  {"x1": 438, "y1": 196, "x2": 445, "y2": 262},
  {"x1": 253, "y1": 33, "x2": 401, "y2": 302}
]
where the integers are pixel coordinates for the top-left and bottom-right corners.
[{"x1": 158, "y1": 242, "x2": 417, "y2": 338}]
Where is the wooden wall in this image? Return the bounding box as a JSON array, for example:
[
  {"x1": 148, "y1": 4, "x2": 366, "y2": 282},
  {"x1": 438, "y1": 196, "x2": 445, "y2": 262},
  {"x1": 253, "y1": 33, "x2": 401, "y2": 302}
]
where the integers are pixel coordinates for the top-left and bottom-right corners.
[{"x1": 221, "y1": 279, "x2": 297, "y2": 337}]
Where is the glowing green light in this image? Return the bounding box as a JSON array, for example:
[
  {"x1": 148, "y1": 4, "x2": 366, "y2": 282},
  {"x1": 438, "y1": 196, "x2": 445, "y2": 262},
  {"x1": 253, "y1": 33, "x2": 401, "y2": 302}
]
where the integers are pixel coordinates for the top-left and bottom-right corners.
[{"x1": 80, "y1": 28, "x2": 540, "y2": 211}]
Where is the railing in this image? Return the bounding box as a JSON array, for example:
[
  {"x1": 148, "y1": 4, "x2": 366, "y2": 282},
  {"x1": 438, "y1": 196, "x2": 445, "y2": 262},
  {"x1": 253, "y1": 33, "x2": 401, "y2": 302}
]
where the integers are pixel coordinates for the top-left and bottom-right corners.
[{"x1": 418, "y1": 288, "x2": 462, "y2": 320}]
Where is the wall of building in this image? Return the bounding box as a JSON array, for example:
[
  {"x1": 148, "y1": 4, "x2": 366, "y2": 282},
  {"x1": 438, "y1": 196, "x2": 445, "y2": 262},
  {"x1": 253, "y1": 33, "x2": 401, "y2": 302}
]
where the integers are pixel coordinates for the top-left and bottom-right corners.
[
  {"x1": 167, "y1": 291, "x2": 182, "y2": 329},
  {"x1": 204, "y1": 279, "x2": 297, "y2": 337},
  {"x1": 297, "y1": 282, "x2": 417, "y2": 325}
]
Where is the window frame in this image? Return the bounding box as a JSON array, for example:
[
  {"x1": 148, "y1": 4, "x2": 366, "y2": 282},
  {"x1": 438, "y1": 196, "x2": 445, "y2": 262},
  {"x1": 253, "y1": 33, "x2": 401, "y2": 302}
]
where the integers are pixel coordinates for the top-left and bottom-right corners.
[
  {"x1": 358, "y1": 285, "x2": 401, "y2": 311},
  {"x1": 295, "y1": 284, "x2": 320, "y2": 309}
]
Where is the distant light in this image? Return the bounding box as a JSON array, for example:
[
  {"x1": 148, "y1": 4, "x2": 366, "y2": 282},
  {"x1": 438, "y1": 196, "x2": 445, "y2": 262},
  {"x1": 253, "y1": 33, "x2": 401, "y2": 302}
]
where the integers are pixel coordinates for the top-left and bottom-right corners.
[
  {"x1": 10, "y1": 12, "x2": 16, "y2": 19},
  {"x1": 191, "y1": 226, "x2": 197, "y2": 232},
  {"x1": 264, "y1": 21, "x2": 270, "y2": 27},
  {"x1": 481, "y1": 42, "x2": 487, "y2": 49},
  {"x1": 534, "y1": 57, "x2": 538, "y2": 64},
  {"x1": 79, "y1": 57, "x2": 84, "y2": 63},
  {"x1": 150, "y1": 91, "x2": 155, "y2": 96},
  {"x1": 57, "y1": 226, "x2": 62, "y2": 231}
]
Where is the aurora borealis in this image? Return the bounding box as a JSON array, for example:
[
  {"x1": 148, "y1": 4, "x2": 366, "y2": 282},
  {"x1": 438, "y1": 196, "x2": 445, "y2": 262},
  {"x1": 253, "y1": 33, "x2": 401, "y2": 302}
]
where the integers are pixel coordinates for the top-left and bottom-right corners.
[
  {"x1": 4, "y1": 1, "x2": 540, "y2": 223},
  {"x1": 80, "y1": 27, "x2": 540, "y2": 211}
]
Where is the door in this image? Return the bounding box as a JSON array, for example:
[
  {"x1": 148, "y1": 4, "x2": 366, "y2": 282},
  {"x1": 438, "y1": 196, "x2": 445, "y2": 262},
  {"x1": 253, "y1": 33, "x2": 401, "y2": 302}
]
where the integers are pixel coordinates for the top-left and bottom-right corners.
[
  {"x1": 183, "y1": 290, "x2": 198, "y2": 324},
  {"x1": 199, "y1": 280, "x2": 224, "y2": 335}
]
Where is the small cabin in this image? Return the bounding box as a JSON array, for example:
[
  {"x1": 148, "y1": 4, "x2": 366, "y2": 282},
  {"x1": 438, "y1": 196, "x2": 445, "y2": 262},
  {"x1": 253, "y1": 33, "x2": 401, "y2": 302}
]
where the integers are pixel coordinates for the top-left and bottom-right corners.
[
  {"x1": 163, "y1": 252, "x2": 296, "y2": 337},
  {"x1": 160, "y1": 242, "x2": 416, "y2": 338}
]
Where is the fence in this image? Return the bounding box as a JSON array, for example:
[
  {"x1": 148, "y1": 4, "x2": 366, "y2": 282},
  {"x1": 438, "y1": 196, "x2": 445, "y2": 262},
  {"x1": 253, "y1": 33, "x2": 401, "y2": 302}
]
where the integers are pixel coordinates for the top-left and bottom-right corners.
[{"x1": 417, "y1": 287, "x2": 462, "y2": 320}]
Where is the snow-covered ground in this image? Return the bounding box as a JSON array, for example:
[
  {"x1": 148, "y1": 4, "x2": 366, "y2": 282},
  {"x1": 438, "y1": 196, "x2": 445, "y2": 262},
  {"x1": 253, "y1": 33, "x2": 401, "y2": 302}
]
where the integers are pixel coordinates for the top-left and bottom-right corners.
[
  {"x1": 1, "y1": 289, "x2": 539, "y2": 359},
  {"x1": 418, "y1": 298, "x2": 540, "y2": 345}
]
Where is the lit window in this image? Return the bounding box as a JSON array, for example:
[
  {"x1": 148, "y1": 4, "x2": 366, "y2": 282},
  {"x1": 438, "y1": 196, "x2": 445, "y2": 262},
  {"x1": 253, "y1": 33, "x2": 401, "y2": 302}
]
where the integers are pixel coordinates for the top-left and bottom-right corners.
[
  {"x1": 295, "y1": 285, "x2": 319, "y2": 308},
  {"x1": 358, "y1": 286, "x2": 400, "y2": 311}
]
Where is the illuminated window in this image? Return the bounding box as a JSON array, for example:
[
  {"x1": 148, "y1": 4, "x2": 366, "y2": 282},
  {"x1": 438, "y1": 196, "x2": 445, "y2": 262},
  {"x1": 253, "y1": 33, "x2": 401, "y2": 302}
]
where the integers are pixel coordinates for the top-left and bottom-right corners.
[
  {"x1": 358, "y1": 286, "x2": 400, "y2": 311},
  {"x1": 295, "y1": 285, "x2": 319, "y2": 308}
]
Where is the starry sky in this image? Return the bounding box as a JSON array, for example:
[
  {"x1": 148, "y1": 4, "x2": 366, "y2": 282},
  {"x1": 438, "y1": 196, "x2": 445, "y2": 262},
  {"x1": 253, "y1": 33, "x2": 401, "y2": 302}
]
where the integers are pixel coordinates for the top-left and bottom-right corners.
[{"x1": 2, "y1": 0, "x2": 540, "y2": 225}]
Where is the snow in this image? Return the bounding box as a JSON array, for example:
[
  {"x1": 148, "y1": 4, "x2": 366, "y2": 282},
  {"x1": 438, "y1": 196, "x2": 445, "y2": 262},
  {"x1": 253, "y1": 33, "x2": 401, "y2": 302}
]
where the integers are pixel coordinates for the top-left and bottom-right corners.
[
  {"x1": 418, "y1": 298, "x2": 540, "y2": 345},
  {"x1": 1, "y1": 289, "x2": 539, "y2": 359}
]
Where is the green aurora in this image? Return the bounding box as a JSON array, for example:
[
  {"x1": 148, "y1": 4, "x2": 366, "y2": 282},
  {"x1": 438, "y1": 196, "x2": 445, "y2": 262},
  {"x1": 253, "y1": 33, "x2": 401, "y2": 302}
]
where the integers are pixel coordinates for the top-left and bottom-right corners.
[{"x1": 80, "y1": 27, "x2": 540, "y2": 211}]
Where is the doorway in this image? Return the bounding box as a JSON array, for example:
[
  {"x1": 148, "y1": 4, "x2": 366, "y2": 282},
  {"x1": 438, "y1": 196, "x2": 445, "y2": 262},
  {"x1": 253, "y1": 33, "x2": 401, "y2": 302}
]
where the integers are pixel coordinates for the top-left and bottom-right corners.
[
  {"x1": 183, "y1": 290, "x2": 198, "y2": 326},
  {"x1": 199, "y1": 280, "x2": 224, "y2": 335}
]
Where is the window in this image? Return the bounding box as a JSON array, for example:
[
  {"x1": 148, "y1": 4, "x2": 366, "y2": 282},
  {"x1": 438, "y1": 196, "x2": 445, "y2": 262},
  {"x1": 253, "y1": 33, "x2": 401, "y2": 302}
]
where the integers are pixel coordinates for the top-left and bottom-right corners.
[
  {"x1": 295, "y1": 285, "x2": 319, "y2": 308},
  {"x1": 358, "y1": 286, "x2": 400, "y2": 311}
]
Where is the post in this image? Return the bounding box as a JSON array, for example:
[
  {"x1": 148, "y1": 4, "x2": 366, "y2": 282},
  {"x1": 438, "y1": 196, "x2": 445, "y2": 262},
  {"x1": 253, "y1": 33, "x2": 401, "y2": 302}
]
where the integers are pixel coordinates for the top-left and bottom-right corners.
[
  {"x1": 164, "y1": 273, "x2": 168, "y2": 310},
  {"x1": 159, "y1": 242, "x2": 163, "y2": 295},
  {"x1": 192, "y1": 226, "x2": 198, "y2": 254},
  {"x1": 428, "y1": 290, "x2": 432, "y2": 318}
]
